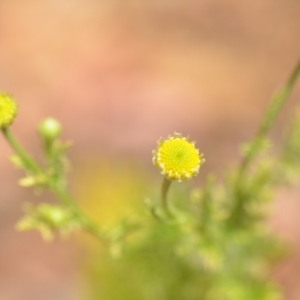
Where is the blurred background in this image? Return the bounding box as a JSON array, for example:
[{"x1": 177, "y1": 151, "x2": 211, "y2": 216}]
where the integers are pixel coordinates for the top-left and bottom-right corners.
[{"x1": 0, "y1": 0, "x2": 300, "y2": 299}]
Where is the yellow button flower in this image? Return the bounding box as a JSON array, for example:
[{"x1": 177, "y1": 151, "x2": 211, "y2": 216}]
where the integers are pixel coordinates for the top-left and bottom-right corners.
[
  {"x1": 0, "y1": 93, "x2": 18, "y2": 128},
  {"x1": 152, "y1": 133, "x2": 205, "y2": 181}
]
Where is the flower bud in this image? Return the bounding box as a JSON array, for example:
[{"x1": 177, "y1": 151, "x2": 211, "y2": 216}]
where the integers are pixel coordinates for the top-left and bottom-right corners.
[
  {"x1": 0, "y1": 93, "x2": 18, "y2": 128},
  {"x1": 38, "y1": 117, "x2": 61, "y2": 141}
]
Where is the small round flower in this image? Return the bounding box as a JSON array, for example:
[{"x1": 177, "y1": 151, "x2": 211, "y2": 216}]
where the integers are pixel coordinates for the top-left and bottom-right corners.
[
  {"x1": 0, "y1": 93, "x2": 18, "y2": 128},
  {"x1": 152, "y1": 132, "x2": 205, "y2": 181},
  {"x1": 38, "y1": 117, "x2": 62, "y2": 141}
]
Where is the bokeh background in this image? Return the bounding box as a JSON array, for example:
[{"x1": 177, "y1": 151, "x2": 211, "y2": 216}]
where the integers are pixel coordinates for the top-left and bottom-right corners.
[{"x1": 1, "y1": 1, "x2": 300, "y2": 299}]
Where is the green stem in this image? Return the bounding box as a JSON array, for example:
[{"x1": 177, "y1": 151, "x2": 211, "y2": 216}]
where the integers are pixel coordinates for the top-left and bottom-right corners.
[
  {"x1": 2, "y1": 128, "x2": 42, "y2": 173},
  {"x1": 49, "y1": 181, "x2": 107, "y2": 242},
  {"x1": 240, "y1": 58, "x2": 300, "y2": 174},
  {"x1": 230, "y1": 58, "x2": 300, "y2": 226},
  {"x1": 2, "y1": 128, "x2": 107, "y2": 243},
  {"x1": 161, "y1": 177, "x2": 173, "y2": 217}
]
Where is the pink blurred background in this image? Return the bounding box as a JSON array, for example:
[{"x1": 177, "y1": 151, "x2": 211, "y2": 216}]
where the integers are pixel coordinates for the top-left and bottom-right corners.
[{"x1": 1, "y1": 1, "x2": 300, "y2": 299}]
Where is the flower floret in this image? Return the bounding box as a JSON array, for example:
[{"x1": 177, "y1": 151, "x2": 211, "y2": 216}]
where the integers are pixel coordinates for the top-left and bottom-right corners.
[{"x1": 153, "y1": 133, "x2": 205, "y2": 181}]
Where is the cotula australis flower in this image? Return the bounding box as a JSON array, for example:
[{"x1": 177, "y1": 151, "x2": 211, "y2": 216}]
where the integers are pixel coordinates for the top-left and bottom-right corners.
[
  {"x1": 152, "y1": 133, "x2": 205, "y2": 182},
  {"x1": 0, "y1": 93, "x2": 18, "y2": 128}
]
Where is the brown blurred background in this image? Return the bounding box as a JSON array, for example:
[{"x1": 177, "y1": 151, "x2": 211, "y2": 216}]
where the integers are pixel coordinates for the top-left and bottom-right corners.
[{"x1": 1, "y1": 1, "x2": 300, "y2": 299}]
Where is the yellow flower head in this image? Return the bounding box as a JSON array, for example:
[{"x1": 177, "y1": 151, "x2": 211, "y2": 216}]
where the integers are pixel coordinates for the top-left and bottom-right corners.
[
  {"x1": 0, "y1": 93, "x2": 18, "y2": 128},
  {"x1": 152, "y1": 133, "x2": 205, "y2": 181}
]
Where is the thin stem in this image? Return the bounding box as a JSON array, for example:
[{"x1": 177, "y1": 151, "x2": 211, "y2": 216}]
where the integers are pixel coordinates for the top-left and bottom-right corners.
[
  {"x1": 2, "y1": 127, "x2": 107, "y2": 243},
  {"x1": 161, "y1": 177, "x2": 173, "y2": 217},
  {"x1": 48, "y1": 181, "x2": 107, "y2": 243},
  {"x1": 257, "y1": 60, "x2": 300, "y2": 138},
  {"x1": 2, "y1": 128, "x2": 42, "y2": 173},
  {"x1": 240, "y1": 58, "x2": 300, "y2": 174},
  {"x1": 229, "y1": 58, "x2": 300, "y2": 226}
]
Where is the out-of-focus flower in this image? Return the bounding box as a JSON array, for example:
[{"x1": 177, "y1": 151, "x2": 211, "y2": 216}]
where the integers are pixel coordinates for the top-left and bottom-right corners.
[
  {"x1": 0, "y1": 93, "x2": 18, "y2": 128},
  {"x1": 38, "y1": 117, "x2": 62, "y2": 141}
]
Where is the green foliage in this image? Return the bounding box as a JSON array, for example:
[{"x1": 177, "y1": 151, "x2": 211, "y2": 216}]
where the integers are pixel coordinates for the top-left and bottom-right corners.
[
  {"x1": 1, "y1": 59, "x2": 300, "y2": 299},
  {"x1": 83, "y1": 131, "x2": 298, "y2": 300},
  {"x1": 16, "y1": 203, "x2": 80, "y2": 240}
]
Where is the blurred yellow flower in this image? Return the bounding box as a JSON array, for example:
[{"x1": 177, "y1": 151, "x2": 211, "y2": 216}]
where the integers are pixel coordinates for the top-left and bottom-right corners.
[
  {"x1": 152, "y1": 132, "x2": 205, "y2": 181},
  {"x1": 0, "y1": 93, "x2": 18, "y2": 128}
]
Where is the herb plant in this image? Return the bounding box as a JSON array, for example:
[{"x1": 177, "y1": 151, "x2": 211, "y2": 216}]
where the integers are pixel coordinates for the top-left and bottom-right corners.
[{"x1": 1, "y1": 59, "x2": 300, "y2": 299}]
